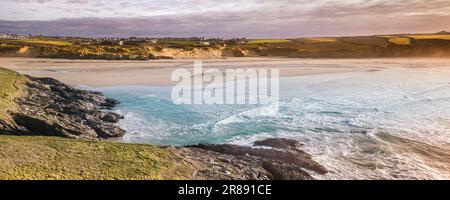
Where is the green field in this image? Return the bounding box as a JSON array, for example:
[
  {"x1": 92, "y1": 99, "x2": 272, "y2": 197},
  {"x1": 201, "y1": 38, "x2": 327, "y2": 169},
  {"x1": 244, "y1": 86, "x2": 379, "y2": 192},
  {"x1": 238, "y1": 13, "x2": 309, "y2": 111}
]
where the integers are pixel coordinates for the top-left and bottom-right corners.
[
  {"x1": 380, "y1": 34, "x2": 450, "y2": 45},
  {"x1": 405, "y1": 34, "x2": 450, "y2": 40},
  {"x1": 21, "y1": 40, "x2": 73, "y2": 46},
  {"x1": 247, "y1": 39, "x2": 292, "y2": 44},
  {"x1": 0, "y1": 135, "x2": 193, "y2": 180},
  {"x1": 387, "y1": 37, "x2": 412, "y2": 45}
]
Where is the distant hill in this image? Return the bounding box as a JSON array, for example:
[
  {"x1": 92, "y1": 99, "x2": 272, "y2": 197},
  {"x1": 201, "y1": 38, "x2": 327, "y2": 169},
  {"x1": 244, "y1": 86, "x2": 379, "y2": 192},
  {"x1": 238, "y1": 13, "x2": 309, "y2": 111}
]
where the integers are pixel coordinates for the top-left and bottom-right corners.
[
  {"x1": 2, "y1": 33, "x2": 450, "y2": 59},
  {"x1": 436, "y1": 31, "x2": 450, "y2": 35}
]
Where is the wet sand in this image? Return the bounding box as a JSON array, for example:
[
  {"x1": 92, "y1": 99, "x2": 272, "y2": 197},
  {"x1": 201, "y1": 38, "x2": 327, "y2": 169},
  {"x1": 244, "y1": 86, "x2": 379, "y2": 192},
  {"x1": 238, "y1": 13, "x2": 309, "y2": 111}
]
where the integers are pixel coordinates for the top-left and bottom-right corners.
[{"x1": 3, "y1": 57, "x2": 448, "y2": 87}]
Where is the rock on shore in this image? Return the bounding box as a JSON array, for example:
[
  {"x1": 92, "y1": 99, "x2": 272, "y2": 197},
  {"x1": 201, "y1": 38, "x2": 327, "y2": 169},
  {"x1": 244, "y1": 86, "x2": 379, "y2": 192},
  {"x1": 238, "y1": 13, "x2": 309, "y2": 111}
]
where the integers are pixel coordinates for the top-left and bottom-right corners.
[
  {"x1": 1, "y1": 75, "x2": 125, "y2": 139},
  {"x1": 174, "y1": 138, "x2": 327, "y2": 180}
]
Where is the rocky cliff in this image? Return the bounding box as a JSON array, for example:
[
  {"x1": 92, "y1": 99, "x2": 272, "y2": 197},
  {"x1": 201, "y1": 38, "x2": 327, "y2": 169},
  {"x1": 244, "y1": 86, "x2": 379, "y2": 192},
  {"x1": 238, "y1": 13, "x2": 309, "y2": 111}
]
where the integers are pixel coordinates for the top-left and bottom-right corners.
[{"x1": 0, "y1": 69, "x2": 125, "y2": 139}]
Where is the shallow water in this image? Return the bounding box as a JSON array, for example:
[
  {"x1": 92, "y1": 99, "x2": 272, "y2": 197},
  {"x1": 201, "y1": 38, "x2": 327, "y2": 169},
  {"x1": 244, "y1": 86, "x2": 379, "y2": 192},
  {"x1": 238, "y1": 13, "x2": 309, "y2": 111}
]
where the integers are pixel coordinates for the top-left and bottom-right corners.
[{"x1": 100, "y1": 64, "x2": 450, "y2": 180}]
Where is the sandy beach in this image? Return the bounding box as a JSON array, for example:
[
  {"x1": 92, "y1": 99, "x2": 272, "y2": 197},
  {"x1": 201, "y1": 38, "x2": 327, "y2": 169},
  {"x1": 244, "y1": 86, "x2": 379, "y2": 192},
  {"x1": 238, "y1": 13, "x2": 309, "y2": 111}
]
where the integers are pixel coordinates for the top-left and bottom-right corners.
[{"x1": 3, "y1": 57, "x2": 448, "y2": 87}]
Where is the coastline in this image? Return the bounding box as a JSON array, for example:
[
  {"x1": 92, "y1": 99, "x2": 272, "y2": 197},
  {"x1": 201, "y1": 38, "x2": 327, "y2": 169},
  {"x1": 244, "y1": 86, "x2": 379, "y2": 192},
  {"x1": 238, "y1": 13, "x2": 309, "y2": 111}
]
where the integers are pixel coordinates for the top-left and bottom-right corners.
[
  {"x1": 0, "y1": 66, "x2": 327, "y2": 180},
  {"x1": 3, "y1": 57, "x2": 450, "y2": 179}
]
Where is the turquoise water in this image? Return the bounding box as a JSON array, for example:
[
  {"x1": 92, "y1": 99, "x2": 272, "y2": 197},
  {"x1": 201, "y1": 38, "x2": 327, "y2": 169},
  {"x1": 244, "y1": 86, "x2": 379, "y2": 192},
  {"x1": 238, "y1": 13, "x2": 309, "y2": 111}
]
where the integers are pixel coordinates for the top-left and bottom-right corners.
[
  {"x1": 102, "y1": 85, "x2": 279, "y2": 146},
  {"x1": 100, "y1": 66, "x2": 450, "y2": 179}
]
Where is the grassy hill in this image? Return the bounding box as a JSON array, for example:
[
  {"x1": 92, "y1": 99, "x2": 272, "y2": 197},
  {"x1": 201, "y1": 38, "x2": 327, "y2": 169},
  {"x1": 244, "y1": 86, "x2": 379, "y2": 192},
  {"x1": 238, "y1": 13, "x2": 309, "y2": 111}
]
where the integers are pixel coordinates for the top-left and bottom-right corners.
[
  {"x1": 233, "y1": 33, "x2": 450, "y2": 58},
  {"x1": 1, "y1": 32, "x2": 450, "y2": 59},
  {"x1": 0, "y1": 135, "x2": 193, "y2": 180}
]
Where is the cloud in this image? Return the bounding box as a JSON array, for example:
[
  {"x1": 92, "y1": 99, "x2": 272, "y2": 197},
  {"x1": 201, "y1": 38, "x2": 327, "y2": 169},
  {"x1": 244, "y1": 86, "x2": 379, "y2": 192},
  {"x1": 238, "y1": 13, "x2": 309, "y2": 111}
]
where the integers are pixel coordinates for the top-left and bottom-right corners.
[
  {"x1": 9, "y1": 0, "x2": 53, "y2": 3},
  {"x1": 1, "y1": 0, "x2": 450, "y2": 37}
]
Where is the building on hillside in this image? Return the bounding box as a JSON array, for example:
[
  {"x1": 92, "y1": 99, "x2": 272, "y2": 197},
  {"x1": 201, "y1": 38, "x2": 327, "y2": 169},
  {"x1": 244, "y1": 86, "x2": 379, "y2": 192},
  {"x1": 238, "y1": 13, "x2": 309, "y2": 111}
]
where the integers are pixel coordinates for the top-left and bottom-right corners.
[
  {"x1": 235, "y1": 39, "x2": 248, "y2": 45},
  {"x1": 194, "y1": 41, "x2": 210, "y2": 46},
  {"x1": 227, "y1": 38, "x2": 248, "y2": 45},
  {"x1": 0, "y1": 34, "x2": 31, "y2": 40},
  {"x1": 200, "y1": 41, "x2": 210, "y2": 46}
]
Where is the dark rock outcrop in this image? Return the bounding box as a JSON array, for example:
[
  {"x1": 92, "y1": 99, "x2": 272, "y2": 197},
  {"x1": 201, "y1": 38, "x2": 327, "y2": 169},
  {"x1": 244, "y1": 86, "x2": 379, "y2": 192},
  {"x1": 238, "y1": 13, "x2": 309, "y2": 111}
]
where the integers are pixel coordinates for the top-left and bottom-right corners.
[
  {"x1": 175, "y1": 138, "x2": 327, "y2": 180},
  {"x1": 4, "y1": 76, "x2": 125, "y2": 140},
  {"x1": 254, "y1": 138, "x2": 299, "y2": 149},
  {"x1": 100, "y1": 112, "x2": 124, "y2": 123}
]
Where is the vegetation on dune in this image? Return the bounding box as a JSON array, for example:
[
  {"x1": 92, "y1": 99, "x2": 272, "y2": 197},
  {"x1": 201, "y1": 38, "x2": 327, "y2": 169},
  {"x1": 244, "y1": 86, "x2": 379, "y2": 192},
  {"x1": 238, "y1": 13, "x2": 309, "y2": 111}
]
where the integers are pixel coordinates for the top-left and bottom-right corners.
[
  {"x1": 0, "y1": 44, "x2": 22, "y2": 52},
  {"x1": 268, "y1": 39, "x2": 373, "y2": 52},
  {"x1": 0, "y1": 135, "x2": 194, "y2": 180},
  {"x1": 35, "y1": 44, "x2": 156, "y2": 60},
  {"x1": 0, "y1": 68, "x2": 27, "y2": 121}
]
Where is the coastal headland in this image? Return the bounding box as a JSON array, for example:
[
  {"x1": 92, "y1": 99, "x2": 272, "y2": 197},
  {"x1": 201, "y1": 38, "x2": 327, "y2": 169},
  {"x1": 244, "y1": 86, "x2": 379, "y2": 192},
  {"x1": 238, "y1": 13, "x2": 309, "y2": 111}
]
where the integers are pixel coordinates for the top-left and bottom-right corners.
[{"x1": 0, "y1": 66, "x2": 326, "y2": 180}]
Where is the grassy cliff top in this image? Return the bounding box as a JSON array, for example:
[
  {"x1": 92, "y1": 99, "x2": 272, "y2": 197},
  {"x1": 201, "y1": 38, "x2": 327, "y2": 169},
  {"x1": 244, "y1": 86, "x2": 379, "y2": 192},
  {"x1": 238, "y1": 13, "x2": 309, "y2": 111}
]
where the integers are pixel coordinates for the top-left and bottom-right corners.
[
  {"x1": 0, "y1": 135, "x2": 193, "y2": 180},
  {"x1": 0, "y1": 68, "x2": 193, "y2": 180},
  {"x1": 0, "y1": 67, "x2": 27, "y2": 121}
]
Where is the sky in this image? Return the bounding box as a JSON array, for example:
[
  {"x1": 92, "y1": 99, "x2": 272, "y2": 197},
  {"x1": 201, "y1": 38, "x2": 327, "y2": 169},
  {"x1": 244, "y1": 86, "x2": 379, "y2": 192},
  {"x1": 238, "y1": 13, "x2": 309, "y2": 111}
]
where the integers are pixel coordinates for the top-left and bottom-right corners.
[{"x1": 0, "y1": 0, "x2": 450, "y2": 38}]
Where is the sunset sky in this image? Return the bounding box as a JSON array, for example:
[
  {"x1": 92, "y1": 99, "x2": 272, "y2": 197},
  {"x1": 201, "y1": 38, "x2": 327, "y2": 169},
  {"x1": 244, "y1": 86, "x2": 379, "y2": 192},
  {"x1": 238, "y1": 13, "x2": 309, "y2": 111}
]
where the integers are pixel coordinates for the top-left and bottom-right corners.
[{"x1": 1, "y1": 0, "x2": 449, "y2": 38}]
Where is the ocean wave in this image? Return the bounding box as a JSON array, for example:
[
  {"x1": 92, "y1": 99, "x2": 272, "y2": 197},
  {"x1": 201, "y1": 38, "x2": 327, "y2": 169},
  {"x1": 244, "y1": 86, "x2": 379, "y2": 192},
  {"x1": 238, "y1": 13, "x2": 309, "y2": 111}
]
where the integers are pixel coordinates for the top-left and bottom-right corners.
[{"x1": 104, "y1": 65, "x2": 450, "y2": 179}]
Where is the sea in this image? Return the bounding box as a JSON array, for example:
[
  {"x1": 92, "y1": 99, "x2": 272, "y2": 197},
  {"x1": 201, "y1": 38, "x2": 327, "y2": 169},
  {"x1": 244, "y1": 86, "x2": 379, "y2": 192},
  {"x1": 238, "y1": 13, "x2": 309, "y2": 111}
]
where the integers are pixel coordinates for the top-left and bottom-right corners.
[{"x1": 98, "y1": 62, "x2": 450, "y2": 180}]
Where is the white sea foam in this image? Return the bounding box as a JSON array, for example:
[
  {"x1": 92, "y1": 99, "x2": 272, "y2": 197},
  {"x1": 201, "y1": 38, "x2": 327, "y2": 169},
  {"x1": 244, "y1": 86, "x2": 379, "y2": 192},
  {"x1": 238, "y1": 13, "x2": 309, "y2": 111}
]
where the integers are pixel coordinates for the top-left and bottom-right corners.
[{"x1": 215, "y1": 103, "x2": 280, "y2": 126}]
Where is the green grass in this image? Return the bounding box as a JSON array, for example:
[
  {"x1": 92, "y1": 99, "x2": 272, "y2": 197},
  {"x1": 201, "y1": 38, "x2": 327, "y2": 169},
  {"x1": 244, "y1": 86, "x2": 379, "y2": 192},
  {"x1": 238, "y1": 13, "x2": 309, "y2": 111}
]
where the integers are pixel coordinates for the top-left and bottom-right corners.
[
  {"x1": 0, "y1": 68, "x2": 27, "y2": 121},
  {"x1": 21, "y1": 40, "x2": 73, "y2": 46},
  {"x1": 247, "y1": 39, "x2": 292, "y2": 44},
  {"x1": 0, "y1": 135, "x2": 194, "y2": 180},
  {"x1": 380, "y1": 34, "x2": 450, "y2": 45}
]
